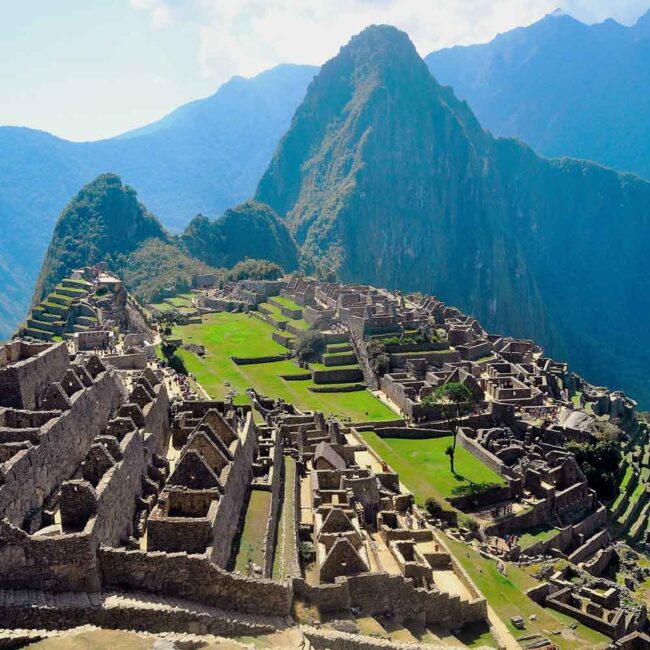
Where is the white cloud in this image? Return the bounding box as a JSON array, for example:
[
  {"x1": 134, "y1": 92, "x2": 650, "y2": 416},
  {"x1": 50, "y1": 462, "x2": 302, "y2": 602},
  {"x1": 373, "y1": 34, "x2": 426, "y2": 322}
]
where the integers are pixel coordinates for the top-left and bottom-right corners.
[
  {"x1": 130, "y1": 0, "x2": 649, "y2": 84},
  {"x1": 130, "y1": 0, "x2": 173, "y2": 28}
]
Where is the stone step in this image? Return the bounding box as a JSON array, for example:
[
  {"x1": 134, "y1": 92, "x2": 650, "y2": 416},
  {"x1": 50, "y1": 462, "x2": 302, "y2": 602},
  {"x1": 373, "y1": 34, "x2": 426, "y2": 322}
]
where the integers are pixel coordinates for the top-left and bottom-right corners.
[{"x1": 0, "y1": 590, "x2": 290, "y2": 639}]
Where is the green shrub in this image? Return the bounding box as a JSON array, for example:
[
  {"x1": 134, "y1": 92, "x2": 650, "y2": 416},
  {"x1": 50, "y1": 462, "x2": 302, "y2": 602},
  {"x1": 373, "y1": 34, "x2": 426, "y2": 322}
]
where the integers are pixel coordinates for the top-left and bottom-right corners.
[{"x1": 294, "y1": 331, "x2": 326, "y2": 364}]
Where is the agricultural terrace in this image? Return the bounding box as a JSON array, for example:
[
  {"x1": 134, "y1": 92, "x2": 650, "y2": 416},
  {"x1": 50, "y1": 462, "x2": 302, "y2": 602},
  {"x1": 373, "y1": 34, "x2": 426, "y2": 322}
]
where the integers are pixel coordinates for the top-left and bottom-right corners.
[
  {"x1": 360, "y1": 431, "x2": 505, "y2": 504},
  {"x1": 173, "y1": 312, "x2": 395, "y2": 423}
]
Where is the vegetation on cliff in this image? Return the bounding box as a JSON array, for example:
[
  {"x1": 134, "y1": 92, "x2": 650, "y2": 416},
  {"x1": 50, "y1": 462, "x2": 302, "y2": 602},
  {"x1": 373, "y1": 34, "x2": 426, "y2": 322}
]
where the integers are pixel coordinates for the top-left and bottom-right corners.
[
  {"x1": 32, "y1": 176, "x2": 290, "y2": 311},
  {"x1": 33, "y1": 174, "x2": 166, "y2": 302},
  {"x1": 181, "y1": 201, "x2": 299, "y2": 272}
]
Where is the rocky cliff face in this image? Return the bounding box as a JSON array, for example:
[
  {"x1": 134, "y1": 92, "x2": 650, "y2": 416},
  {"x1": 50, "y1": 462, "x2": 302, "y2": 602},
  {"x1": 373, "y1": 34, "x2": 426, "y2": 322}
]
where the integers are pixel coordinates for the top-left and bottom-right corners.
[
  {"x1": 256, "y1": 25, "x2": 650, "y2": 404},
  {"x1": 426, "y1": 11, "x2": 650, "y2": 180}
]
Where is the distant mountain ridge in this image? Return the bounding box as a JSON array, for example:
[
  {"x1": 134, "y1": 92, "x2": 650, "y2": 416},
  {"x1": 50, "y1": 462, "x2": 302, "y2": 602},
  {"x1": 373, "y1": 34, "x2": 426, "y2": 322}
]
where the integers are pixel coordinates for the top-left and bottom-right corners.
[
  {"x1": 256, "y1": 24, "x2": 650, "y2": 405},
  {"x1": 0, "y1": 63, "x2": 316, "y2": 339},
  {"x1": 425, "y1": 10, "x2": 650, "y2": 179}
]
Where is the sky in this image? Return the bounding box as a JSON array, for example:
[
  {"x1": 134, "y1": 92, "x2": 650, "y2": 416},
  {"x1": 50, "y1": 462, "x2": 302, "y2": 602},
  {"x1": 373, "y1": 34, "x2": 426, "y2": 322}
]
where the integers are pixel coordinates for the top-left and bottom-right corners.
[{"x1": 0, "y1": 0, "x2": 647, "y2": 141}]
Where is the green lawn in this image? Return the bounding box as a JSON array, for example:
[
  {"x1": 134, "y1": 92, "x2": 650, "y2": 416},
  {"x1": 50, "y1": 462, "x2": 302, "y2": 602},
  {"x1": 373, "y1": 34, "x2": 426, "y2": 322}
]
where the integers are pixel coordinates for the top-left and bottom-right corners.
[
  {"x1": 518, "y1": 525, "x2": 559, "y2": 550},
  {"x1": 271, "y1": 295, "x2": 302, "y2": 310},
  {"x1": 359, "y1": 432, "x2": 505, "y2": 503},
  {"x1": 175, "y1": 313, "x2": 395, "y2": 422},
  {"x1": 445, "y1": 537, "x2": 609, "y2": 649},
  {"x1": 235, "y1": 490, "x2": 272, "y2": 573},
  {"x1": 260, "y1": 301, "x2": 289, "y2": 322},
  {"x1": 273, "y1": 457, "x2": 300, "y2": 580},
  {"x1": 166, "y1": 293, "x2": 194, "y2": 307}
]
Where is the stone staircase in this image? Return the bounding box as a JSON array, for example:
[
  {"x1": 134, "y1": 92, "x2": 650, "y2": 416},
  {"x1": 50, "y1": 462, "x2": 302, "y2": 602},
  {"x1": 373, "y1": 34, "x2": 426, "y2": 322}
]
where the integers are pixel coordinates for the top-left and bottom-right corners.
[
  {"x1": 348, "y1": 327, "x2": 379, "y2": 390},
  {"x1": 0, "y1": 589, "x2": 291, "y2": 639}
]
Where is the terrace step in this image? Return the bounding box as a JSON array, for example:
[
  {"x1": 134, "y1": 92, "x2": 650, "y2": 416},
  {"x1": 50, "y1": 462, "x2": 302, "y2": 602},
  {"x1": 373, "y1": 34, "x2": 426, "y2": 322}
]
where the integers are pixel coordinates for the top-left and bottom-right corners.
[
  {"x1": 41, "y1": 301, "x2": 69, "y2": 316},
  {"x1": 39, "y1": 311, "x2": 61, "y2": 323},
  {"x1": 630, "y1": 499, "x2": 650, "y2": 540},
  {"x1": 27, "y1": 318, "x2": 62, "y2": 334},
  {"x1": 326, "y1": 343, "x2": 353, "y2": 354},
  {"x1": 21, "y1": 327, "x2": 53, "y2": 341},
  {"x1": 76, "y1": 316, "x2": 97, "y2": 327},
  {"x1": 48, "y1": 293, "x2": 73, "y2": 306},
  {"x1": 55, "y1": 285, "x2": 88, "y2": 299},
  {"x1": 61, "y1": 278, "x2": 91, "y2": 289}
]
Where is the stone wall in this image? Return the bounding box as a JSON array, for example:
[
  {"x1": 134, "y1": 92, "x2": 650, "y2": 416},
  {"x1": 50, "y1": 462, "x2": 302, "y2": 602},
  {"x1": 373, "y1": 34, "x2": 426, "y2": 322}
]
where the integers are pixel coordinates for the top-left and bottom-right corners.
[
  {"x1": 99, "y1": 547, "x2": 292, "y2": 616},
  {"x1": 389, "y1": 350, "x2": 461, "y2": 369},
  {"x1": 0, "y1": 342, "x2": 69, "y2": 409},
  {"x1": 262, "y1": 435, "x2": 283, "y2": 578},
  {"x1": 103, "y1": 353, "x2": 147, "y2": 370},
  {"x1": 294, "y1": 572, "x2": 486, "y2": 628},
  {"x1": 312, "y1": 367, "x2": 364, "y2": 384},
  {"x1": 210, "y1": 414, "x2": 258, "y2": 567},
  {"x1": 92, "y1": 429, "x2": 150, "y2": 547},
  {"x1": 0, "y1": 519, "x2": 100, "y2": 591},
  {"x1": 456, "y1": 430, "x2": 509, "y2": 478},
  {"x1": 0, "y1": 369, "x2": 125, "y2": 526},
  {"x1": 303, "y1": 626, "x2": 435, "y2": 649}
]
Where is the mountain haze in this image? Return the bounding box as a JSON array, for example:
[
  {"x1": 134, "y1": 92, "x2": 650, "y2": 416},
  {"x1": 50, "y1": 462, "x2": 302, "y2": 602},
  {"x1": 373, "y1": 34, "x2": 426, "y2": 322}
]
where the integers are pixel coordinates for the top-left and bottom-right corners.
[
  {"x1": 0, "y1": 64, "x2": 316, "y2": 339},
  {"x1": 425, "y1": 10, "x2": 650, "y2": 179},
  {"x1": 257, "y1": 25, "x2": 650, "y2": 405}
]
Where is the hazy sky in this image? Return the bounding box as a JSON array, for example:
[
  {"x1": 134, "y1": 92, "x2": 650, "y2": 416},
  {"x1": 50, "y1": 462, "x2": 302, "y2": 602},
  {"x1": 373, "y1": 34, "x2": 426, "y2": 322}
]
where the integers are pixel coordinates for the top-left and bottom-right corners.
[{"x1": 1, "y1": 0, "x2": 647, "y2": 141}]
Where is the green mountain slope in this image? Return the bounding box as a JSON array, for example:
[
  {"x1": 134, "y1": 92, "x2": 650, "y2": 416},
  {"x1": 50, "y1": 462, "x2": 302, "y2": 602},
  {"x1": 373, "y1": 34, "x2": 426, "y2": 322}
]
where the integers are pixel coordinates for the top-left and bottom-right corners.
[
  {"x1": 32, "y1": 175, "x2": 296, "y2": 314},
  {"x1": 425, "y1": 10, "x2": 650, "y2": 179},
  {"x1": 181, "y1": 201, "x2": 299, "y2": 271},
  {"x1": 256, "y1": 25, "x2": 650, "y2": 405},
  {"x1": 0, "y1": 64, "x2": 316, "y2": 340}
]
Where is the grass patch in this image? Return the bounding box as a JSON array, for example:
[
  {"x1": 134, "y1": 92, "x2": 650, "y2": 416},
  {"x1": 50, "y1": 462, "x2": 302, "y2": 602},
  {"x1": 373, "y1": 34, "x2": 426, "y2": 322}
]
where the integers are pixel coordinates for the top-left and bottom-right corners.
[
  {"x1": 518, "y1": 525, "x2": 559, "y2": 549},
  {"x1": 273, "y1": 457, "x2": 299, "y2": 580},
  {"x1": 174, "y1": 313, "x2": 394, "y2": 422},
  {"x1": 359, "y1": 432, "x2": 505, "y2": 503},
  {"x1": 271, "y1": 295, "x2": 302, "y2": 310},
  {"x1": 445, "y1": 537, "x2": 610, "y2": 649},
  {"x1": 234, "y1": 490, "x2": 272, "y2": 573}
]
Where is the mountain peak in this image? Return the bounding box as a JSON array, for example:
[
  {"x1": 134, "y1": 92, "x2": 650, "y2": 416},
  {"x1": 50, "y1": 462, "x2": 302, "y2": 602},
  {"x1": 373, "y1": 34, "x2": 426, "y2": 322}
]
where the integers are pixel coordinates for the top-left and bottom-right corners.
[{"x1": 635, "y1": 8, "x2": 650, "y2": 34}]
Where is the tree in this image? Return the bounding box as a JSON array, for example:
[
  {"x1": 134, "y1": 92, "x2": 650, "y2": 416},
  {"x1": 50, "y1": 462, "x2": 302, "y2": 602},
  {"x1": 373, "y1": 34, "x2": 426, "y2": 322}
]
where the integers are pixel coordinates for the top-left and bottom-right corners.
[
  {"x1": 294, "y1": 331, "x2": 326, "y2": 364},
  {"x1": 367, "y1": 339, "x2": 390, "y2": 375},
  {"x1": 225, "y1": 258, "x2": 283, "y2": 282},
  {"x1": 445, "y1": 444, "x2": 455, "y2": 475},
  {"x1": 566, "y1": 440, "x2": 622, "y2": 500},
  {"x1": 152, "y1": 309, "x2": 186, "y2": 373}
]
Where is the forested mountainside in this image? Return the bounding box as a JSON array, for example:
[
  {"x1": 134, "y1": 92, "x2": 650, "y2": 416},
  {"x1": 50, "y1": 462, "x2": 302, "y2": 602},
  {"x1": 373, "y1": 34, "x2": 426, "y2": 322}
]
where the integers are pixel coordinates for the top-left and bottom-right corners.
[
  {"x1": 181, "y1": 201, "x2": 298, "y2": 272},
  {"x1": 33, "y1": 174, "x2": 296, "y2": 309},
  {"x1": 0, "y1": 64, "x2": 316, "y2": 339},
  {"x1": 425, "y1": 10, "x2": 650, "y2": 179},
  {"x1": 256, "y1": 25, "x2": 650, "y2": 405}
]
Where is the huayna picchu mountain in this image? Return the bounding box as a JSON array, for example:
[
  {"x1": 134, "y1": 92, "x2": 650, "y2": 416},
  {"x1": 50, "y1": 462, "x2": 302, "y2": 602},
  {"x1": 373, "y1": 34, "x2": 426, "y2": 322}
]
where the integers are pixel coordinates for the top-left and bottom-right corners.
[
  {"x1": 256, "y1": 25, "x2": 650, "y2": 406},
  {"x1": 33, "y1": 174, "x2": 298, "y2": 312}
]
